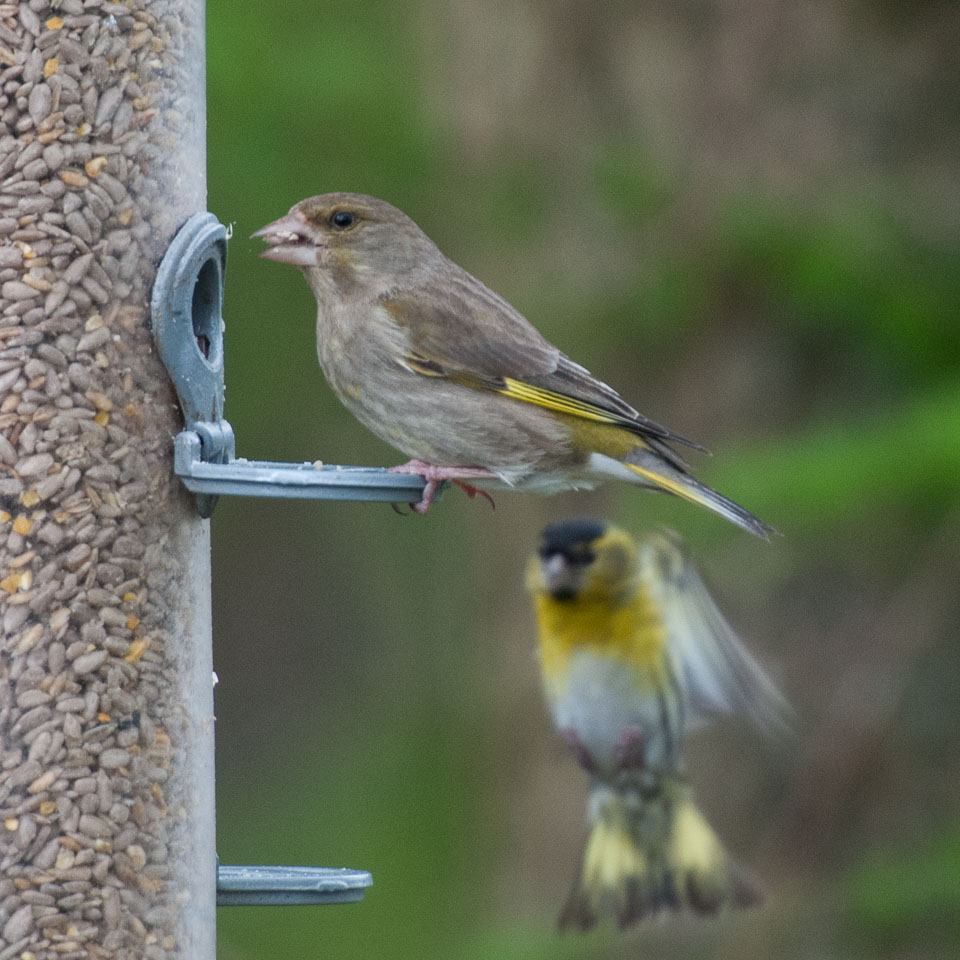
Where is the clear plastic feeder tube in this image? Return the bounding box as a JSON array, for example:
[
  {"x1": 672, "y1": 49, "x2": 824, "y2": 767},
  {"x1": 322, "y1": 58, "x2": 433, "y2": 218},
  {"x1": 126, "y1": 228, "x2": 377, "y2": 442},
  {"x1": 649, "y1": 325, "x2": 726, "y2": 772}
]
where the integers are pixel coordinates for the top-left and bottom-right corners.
[{"x1": 0, "y1": 2, "x2": 214, "y2": 958}]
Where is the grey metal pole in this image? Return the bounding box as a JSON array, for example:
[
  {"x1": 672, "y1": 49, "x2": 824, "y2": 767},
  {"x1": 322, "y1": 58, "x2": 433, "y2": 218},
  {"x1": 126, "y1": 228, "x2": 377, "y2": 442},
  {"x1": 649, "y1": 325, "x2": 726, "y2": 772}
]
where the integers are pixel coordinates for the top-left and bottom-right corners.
[{"x1": 0, "y1": 2, "x2": 214, "y2": 959}]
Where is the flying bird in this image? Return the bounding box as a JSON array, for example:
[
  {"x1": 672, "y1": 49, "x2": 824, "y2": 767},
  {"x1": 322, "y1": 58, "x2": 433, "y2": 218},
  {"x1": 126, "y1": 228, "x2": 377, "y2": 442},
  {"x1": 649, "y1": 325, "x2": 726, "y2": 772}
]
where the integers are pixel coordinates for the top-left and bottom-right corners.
[{"x1": 527, "y1": 519, "x2": 789, "y2": 928}]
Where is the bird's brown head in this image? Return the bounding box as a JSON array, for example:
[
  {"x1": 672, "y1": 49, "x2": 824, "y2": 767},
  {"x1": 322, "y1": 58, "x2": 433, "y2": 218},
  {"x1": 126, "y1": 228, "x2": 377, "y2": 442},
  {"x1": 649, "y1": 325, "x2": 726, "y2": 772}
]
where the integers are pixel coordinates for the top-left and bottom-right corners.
[{"x1": 253, "y1": 192, "x2": 439, "y2": 296}]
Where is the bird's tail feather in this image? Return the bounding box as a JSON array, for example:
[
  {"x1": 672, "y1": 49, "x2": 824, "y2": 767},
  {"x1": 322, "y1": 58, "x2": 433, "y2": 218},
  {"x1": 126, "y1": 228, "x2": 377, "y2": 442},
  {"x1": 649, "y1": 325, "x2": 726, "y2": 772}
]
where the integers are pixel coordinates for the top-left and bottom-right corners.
[
  {"x1": 623, "y1": 449, "x2": 775, "y2": 540},
  {"x1": 559, "y1": 784, "x2": 763, "y2": 931},
  {"x1": 558, "y1": 801, "x2": 667, "y2": 930},
  {"x1": 665, "y1": 793, "x2": 764, "y2": 915}
]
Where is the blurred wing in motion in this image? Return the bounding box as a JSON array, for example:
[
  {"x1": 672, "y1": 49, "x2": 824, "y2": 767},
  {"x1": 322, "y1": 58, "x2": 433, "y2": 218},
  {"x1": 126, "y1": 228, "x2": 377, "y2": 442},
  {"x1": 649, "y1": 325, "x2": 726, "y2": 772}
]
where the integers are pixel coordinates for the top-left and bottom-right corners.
[{"x1": 641, "y1": 532, "x2": 791, "y2": 736}]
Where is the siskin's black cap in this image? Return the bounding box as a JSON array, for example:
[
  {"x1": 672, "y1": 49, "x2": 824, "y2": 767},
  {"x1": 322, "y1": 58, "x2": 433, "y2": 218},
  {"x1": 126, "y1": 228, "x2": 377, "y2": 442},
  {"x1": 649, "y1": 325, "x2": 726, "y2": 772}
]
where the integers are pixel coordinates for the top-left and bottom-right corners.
[{"x1": 540, "y1": 518, "x2": 606, "y2": 555}]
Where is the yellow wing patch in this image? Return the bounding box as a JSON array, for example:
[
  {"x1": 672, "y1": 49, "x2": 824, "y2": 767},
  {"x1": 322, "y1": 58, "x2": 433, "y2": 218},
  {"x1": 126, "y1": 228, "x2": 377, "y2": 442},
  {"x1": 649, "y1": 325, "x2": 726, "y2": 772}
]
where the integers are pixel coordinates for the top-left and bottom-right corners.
[
  {"x1": 399, "y1": 358, "x2": 643, "y2": 433},
  {"x1": 497, "y1": 377, "x2": 632, "y2": 427},
  {"x1": 400, "y1": 356, "x2": 659, "y2": 454}
]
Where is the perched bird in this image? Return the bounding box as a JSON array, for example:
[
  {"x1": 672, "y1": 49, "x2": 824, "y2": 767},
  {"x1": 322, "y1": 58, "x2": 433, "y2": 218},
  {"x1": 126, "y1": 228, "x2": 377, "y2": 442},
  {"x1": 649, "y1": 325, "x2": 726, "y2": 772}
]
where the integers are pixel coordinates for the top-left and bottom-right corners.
[
  {"x1": 527, "y1": 519, "x2": 788, "y2": 929},
  {"x1": 255, "y1": 193, "x2": 772, "y2": 538}
]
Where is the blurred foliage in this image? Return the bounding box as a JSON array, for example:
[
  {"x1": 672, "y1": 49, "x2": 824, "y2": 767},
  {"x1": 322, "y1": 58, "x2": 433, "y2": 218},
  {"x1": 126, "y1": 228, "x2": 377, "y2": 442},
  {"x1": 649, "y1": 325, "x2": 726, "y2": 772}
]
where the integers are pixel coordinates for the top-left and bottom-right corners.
[
  {"x1": 205, "y1": 1, "x2": 960, "y2": 958},
  {"x1": 843, "y1": 827, "x2": 960, "y2": 953}
]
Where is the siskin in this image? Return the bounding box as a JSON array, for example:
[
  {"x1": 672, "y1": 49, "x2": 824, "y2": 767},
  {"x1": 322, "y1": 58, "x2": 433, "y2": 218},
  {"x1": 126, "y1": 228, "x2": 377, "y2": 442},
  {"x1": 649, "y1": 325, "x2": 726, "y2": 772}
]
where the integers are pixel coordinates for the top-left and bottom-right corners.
[
  {"x1": 255, "y1": 194, "x2": 772, "y2": 538},
  {"x1": 527, "y1": 519, "x2": 788, "y2": 929}
]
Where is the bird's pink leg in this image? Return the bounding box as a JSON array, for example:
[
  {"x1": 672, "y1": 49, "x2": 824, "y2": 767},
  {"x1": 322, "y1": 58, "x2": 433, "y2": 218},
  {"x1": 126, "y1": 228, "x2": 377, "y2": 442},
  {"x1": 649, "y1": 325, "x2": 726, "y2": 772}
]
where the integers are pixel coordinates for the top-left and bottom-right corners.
[{"x1": 388, "y1": 460, "x2": 497, "y2": 514}]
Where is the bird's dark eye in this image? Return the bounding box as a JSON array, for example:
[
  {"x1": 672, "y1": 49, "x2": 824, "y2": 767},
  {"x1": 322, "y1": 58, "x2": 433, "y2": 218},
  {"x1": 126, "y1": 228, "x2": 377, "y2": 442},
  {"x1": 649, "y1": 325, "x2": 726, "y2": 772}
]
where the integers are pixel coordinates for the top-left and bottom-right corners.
[
  {"x1": 539, "y1": 547, "x2": 595, "y2": 566},
  {"x1": 331, "y1": 211, "x2": 355, "y2": 229}
]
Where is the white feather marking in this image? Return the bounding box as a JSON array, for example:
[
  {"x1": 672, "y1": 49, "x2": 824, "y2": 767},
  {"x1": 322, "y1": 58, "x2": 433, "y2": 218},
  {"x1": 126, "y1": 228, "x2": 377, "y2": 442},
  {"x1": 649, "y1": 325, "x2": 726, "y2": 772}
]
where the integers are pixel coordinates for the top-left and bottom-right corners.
[{"x1": 586, "y1": 453, "x2": 656, "y2": 486}]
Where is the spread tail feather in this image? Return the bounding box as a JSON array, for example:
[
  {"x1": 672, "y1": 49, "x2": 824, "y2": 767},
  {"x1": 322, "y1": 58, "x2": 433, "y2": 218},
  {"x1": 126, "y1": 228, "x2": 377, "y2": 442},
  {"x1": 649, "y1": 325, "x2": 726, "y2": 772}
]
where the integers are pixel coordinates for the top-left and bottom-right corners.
[
  {"x1": 559, "y1": 785, "x2": 764, "y2": 931},
  {"x1": 666, "y1": 794, "x2": 765, "y2": 915},
  {"x1": 558, "y1": 804, "x2": 665, "y2": 931},
  {"x1": 622, "y1": 450, "x2": 776, "y2": 540}
]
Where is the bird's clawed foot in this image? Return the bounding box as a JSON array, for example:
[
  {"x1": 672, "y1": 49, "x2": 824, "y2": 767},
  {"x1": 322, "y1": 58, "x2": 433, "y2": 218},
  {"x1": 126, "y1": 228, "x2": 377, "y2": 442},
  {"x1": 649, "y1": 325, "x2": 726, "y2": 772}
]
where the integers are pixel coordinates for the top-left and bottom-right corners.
[
  {"x1": 388, "y1": 460, "x2": 497, "y2": 514},
  {"x1": 451, "y1": 479, "x2": 495, "y2": 509}
]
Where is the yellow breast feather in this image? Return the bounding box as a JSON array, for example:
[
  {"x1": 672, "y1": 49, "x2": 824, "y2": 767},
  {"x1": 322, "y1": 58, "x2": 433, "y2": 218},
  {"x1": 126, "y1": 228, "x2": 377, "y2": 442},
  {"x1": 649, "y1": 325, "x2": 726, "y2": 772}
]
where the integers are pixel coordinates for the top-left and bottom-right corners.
[{"x1": 534, "y1": 581, "x2": 667, "y2": 688}]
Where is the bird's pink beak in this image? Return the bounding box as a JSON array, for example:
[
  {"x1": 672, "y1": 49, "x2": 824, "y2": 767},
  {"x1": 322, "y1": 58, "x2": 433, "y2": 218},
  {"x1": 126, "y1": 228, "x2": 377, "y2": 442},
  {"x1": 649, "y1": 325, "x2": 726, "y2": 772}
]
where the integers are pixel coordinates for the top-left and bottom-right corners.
[{"x1": 252, "y1": 213, "x2": 321, "y2": 267}]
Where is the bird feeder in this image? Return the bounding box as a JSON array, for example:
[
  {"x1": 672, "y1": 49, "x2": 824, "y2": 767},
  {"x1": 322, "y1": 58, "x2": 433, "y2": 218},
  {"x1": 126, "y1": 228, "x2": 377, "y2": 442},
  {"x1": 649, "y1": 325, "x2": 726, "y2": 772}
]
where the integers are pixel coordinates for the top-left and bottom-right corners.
[{"x1": 0, "y1": 3, "x2": 387, "y2": 958}]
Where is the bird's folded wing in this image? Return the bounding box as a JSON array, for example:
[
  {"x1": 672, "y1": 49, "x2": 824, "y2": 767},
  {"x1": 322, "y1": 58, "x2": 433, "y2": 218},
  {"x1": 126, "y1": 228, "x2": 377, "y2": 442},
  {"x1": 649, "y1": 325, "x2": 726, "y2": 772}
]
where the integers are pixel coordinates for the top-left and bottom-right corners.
[
  {"x1": 382, "y1": 276, "x2": 700, "y2": 449},
  {"x1": 643, "y1": 534, "x2": 792, "y2": 736}
]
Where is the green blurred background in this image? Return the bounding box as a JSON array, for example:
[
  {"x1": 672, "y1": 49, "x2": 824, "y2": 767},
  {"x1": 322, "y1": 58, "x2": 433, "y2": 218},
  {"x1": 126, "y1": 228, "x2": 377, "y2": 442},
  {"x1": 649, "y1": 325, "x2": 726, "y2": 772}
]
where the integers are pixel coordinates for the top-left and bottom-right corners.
[{"x1": 205, "y1": 1, "x2": 960, "y2": 957}]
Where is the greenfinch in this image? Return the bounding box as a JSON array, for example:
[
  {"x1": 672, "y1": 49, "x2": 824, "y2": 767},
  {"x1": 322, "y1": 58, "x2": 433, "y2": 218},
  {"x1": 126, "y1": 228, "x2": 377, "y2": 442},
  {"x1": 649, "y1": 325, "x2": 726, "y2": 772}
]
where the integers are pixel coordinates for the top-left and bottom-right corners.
[
  {"x1": 527, "y1": 519, "x2": 788, "y2": 929},
  {"x1": 255, "y1": 194, "x2": 772, "y2": 538}
]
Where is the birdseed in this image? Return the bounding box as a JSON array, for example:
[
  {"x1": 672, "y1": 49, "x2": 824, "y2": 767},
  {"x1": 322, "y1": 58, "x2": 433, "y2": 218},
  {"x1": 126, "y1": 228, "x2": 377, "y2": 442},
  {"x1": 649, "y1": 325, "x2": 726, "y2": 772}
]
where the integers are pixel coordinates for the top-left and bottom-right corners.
[{"x1": 0, "y1": 2, "x2": 213, "y2": 959}]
